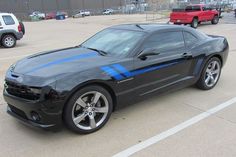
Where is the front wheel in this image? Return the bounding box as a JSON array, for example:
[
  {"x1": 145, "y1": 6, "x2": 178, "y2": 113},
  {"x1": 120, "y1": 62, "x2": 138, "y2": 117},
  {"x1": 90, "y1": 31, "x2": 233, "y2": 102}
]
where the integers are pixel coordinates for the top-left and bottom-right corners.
[
  {"x1": 211, "y1": 15, "x2": 219, "y2": 24},
  {"x1": 63, "y1": 85, "x2": 113, "y2": 134},
  {"x1": 196, "y1": 57, "x2": 221, "y2": 90}
]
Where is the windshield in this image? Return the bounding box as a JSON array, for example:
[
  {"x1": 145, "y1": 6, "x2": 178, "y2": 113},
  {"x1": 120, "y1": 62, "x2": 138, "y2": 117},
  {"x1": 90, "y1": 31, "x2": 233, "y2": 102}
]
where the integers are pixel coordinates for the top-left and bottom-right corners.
[{"x1": 81, "y1": 29, "x2": 145, "y2": 57}]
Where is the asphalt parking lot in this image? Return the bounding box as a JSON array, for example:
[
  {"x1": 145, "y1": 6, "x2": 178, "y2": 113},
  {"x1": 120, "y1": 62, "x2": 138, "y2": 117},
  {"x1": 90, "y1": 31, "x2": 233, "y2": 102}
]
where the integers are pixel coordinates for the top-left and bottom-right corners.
[{"x1": 0, "y1": 13, "x2": 236, "y2": 157}]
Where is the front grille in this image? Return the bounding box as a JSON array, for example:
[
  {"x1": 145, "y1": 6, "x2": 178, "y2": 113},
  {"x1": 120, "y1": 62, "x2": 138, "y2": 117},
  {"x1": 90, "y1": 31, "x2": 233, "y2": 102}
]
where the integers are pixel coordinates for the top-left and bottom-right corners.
[
  {"x1": 8, "y1": 104, "x2": 28, "y2": 119},
  {"x1": 5, "y1": 81, "x2": 41, "y2": 100}
]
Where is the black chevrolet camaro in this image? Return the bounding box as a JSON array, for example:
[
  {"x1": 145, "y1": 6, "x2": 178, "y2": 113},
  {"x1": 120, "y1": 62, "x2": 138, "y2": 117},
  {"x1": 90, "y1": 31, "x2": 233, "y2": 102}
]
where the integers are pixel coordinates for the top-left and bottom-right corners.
[{"x1": 3, "y1": 24, "x2": 229, "y2": 134}]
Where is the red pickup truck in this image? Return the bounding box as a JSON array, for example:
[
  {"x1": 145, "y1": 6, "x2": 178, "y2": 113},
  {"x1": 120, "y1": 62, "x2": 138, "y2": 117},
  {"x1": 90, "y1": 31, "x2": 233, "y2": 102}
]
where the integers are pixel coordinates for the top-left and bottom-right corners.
[{"x1": 170, "y1": 4, "x2": 219, "y2": 28}]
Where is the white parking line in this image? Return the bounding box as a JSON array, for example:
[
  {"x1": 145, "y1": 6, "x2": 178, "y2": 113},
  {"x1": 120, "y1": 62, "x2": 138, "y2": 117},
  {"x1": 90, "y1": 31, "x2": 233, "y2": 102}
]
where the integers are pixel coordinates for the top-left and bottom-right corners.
[{"x1": 113, "y1": 97, "x2": 236, "y2": 157}]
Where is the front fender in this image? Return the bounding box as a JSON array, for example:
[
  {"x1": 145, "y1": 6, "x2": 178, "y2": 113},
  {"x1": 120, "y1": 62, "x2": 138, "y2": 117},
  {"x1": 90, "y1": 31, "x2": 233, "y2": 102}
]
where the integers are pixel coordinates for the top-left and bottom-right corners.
[{"x1": 55, "y1": 69, "x2": 116, "y2": 103}]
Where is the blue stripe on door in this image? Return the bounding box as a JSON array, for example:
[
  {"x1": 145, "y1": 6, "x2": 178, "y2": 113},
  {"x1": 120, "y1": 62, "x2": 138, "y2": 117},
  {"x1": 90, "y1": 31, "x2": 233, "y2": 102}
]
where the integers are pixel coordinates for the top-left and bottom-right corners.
[
  {"x1": 112, "y1": 64, "x2": 133, "y2": 77},
  {"x1": 101, "y1": 66, "x2": 125, "y2": 80},
  {"x1": 102, "y1": 61, "x2": 179, "y2": 81}
]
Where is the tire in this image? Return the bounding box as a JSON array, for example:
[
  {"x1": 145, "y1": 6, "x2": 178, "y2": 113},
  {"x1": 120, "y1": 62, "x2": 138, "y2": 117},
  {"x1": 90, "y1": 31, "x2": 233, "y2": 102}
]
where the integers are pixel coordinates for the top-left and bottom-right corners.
[
  {"x1": 63, "y1": 85, "x2": 113, "y2": 134},
  {"x1": 196, "y1": 57, "x2": 222, "y2": 90},
  {"x1": 191, "y1": 18, "x2": 198, "y2": 28},
  {"x1": 1, "y1": 34, "x2": 16, "y2": 48},
  {"x1": 211, "y1": 15, "x2": 219, "y2": 25}
]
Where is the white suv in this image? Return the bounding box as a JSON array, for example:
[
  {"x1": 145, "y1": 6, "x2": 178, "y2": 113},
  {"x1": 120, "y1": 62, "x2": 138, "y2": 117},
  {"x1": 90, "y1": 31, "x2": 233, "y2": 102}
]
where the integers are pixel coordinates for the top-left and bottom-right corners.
[{"x1": 0, "y1": 13, "x2": 24, "y2": 48}]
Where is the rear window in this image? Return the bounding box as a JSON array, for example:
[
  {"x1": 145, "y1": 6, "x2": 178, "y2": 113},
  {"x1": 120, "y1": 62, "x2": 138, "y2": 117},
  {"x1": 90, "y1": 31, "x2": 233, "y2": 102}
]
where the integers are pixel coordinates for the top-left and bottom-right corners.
[
  {"x1": 2, "y1": 15, "x2": 15, "y2": 25},
  {"x1": 185, "y1": 6, "x2": 201, "y2": 12},
  {"x1": 143, "y1": 31, "x2": 185, "y2": 53}
]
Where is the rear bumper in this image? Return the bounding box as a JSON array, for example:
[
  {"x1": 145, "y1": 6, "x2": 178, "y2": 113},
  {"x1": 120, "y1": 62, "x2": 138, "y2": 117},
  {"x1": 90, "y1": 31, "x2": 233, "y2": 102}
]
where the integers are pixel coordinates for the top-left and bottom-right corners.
[
  {"x1": 15, "y1": 32, "x2": 23, "y2": 40},
  {"x1": 170, "y1": 18, "x2": 192, "y2": 24}
]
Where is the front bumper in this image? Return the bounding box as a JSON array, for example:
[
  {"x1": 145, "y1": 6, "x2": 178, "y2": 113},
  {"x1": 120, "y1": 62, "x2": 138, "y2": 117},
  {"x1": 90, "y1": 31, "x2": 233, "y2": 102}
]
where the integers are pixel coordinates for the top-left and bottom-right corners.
[
  {"x1": 3, "y1": 88, "x2": 64, "y2": 129},
  {"x1": 7, "y1": 105, "x2": 55, "y2": 128}
]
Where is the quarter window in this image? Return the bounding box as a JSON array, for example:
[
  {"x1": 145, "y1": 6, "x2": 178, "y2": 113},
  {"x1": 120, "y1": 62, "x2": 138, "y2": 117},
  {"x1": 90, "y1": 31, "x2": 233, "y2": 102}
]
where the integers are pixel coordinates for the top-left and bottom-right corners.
[
  {"x1": 183, "y1": 32, "x2": 198, "y2": 48},
  {"x1": 143, "y1": 31, "x2": 185, "y2": 53},
  {"x1": 2, "y1": 15, "x2": 15, "y2": 25}
]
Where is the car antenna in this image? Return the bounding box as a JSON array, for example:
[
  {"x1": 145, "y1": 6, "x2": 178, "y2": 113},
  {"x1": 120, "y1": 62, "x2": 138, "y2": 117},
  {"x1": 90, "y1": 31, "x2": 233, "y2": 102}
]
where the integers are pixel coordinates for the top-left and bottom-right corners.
[{"x1": 135, "y1": 24, "x2": 144, "y2": 30}]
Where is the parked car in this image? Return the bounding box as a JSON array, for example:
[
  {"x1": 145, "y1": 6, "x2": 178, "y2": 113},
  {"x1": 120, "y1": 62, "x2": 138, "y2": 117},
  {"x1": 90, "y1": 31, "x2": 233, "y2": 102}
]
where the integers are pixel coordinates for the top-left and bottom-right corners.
[
  {"x1": 103, "y1": 9, "x2": 114, "y2": 15},
  {"x1": 233, "y1": 3, "x2": 236, "y2": 17},
  {"x1": 3, "y1": 24, "x2": 228, "y2": 133},
  {"x1": 56, "y1": 11, "x2": 68, "y2": 18},
  {"x1": 170, "y1": 4, "x2": 219, "y2": 28},
  {"x1": 72, "y1": 12, "x2": 85, "y2": 18},
  {"x1": 29, "y1": 11, "x2": 45, "y2": 20},
  {"x1": 45, "y1": 12, "x2": 56, "y2": 20},
  {"x1": 0, "y1": 13, "x2": 24, "y2": 48},
  {"x1": 78, "y1": 10, "x2": 91, "y2": 16}
]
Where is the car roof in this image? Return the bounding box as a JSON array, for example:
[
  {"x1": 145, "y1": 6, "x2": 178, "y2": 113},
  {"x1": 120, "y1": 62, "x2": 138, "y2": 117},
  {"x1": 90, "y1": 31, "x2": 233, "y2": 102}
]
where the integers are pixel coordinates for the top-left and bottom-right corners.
[
  {"x1": 109, "y1": 23, "x2": 187, "y2": 33},
  {"x1": 0, "y1": 12, "x2": 13, "y2": 16}
]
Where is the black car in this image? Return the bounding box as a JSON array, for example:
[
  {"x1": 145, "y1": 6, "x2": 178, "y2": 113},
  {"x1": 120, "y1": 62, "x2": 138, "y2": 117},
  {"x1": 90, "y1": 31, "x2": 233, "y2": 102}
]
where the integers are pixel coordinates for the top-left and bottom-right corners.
[{"x1": 3, "y1": 24, "x2": 229, "y2": 134}]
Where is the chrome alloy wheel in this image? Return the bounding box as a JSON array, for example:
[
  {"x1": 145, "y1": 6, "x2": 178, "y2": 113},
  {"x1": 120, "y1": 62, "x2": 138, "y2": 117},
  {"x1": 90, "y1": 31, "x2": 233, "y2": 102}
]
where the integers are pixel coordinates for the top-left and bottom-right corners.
[
  {"x1": 72, "y1": 91, "x2": 109, "y2": 130},
  {"x1": 4, "y1": 36, "x2": 15, "y2": 47},
  {"x1": 205, "y1": 60, "x2": 220, "y2": 87}
]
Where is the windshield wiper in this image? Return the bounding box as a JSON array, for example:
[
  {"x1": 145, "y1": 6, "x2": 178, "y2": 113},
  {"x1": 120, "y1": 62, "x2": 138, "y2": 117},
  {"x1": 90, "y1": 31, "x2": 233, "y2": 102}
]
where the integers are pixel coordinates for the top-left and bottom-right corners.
[{"x1": 79, "y1": 45, "x2": 107, "y2": 56}]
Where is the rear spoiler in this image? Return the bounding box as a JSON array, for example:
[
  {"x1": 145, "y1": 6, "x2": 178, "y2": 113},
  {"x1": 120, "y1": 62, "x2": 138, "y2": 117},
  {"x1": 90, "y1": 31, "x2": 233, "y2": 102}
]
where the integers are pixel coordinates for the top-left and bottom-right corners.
[{"x1": 207, "y1": 35, "x2": 224, "y2": 38}]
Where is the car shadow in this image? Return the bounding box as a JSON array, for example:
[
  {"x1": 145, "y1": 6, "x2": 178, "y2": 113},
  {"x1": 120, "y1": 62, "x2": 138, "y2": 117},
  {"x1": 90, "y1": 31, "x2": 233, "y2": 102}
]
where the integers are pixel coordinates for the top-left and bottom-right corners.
[{"x1": 0, "y1": 43, "x2": 27, "y2": 49}]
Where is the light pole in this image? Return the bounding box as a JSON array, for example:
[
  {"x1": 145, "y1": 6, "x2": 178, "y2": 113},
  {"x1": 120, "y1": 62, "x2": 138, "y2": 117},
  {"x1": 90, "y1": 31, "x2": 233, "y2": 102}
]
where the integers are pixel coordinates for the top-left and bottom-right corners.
[
  {"x1": 25, "y1": 0, "x2": 30, "y2": 14},
  {"x1": 56, "y1": 0, "x2": 59, "y2": 11},
  {"x1": 82, "y1": 0, "x2": 85, "y2": 10},
  {"x1": 41, "y1": 0, "x2": 45, "y2": 13},
  {"x1": 102, "y1": 0, "x2": 105, "y2": 10}
]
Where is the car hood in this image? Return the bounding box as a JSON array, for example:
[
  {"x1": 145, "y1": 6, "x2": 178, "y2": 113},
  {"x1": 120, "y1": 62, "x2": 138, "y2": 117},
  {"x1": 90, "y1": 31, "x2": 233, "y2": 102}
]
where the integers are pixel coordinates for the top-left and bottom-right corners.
[{"x1": 12, "y1": 47, "x2": 118, "y2": 78}]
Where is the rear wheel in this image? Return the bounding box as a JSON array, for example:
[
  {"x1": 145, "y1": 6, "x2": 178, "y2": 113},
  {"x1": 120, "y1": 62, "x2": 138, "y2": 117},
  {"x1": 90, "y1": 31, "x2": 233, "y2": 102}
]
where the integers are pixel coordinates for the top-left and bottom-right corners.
[
  {"x1": 191, "y1": 18, "x2": 198, "y2": 28},
  {"x1": 196, "y1": 57, "x2": 221, "y2": 90},
  {"x1": 1, "y1": 34, "x2": 16, "y2": 48},
  {"x1": 64, "y1": 85, "x2": 113, "y2": 134},
  {"x1": 211, "y1": 15, "x2": 219, "y2": 24}
]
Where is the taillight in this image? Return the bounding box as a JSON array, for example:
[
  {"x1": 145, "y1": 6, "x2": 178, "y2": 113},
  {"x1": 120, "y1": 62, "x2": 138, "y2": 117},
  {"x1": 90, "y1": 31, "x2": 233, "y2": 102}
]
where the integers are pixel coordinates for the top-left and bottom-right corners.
[{"x1": 18, "y1": 24, "x2": 22, "y2": 32}]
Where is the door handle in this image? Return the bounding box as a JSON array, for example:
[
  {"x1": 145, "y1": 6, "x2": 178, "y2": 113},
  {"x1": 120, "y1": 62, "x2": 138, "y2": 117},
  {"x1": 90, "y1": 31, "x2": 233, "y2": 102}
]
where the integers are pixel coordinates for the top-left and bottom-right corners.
[
  {"x1": 182, "y1": 53, "x2": 192, "y2": 59},
  {"x1": 0, "y1": 27, "x2": 3, "y2": 29}
]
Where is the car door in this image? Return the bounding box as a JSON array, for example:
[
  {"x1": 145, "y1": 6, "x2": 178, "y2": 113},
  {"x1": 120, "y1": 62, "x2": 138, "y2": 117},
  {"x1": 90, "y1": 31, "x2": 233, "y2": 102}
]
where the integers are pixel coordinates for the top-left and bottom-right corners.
[
  {"x1": 201, "y1": 6, "x2": 209, "y2": 21},
  {"x1": 133, "y1": 31, "x2": 194, "y2": 96}
]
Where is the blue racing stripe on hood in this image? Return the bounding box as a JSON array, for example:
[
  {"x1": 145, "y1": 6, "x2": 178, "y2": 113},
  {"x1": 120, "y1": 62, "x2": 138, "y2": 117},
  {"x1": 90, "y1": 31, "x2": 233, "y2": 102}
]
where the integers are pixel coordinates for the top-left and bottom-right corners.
[{"x1": 26, "y1": 52, "x2": 97, "y2": 74}]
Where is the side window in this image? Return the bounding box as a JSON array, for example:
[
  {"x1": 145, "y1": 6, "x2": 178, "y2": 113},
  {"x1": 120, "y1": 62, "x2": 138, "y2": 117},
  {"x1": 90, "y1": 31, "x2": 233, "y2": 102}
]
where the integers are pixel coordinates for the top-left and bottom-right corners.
[
  {"x1": 2, "y1": 15, "x2": 15, "y2": 25},
  {"x1": 183, "y1": 32, "x2": 198, "y2": 48},
  {"x1": 143, "y1": 31, "x2": 185, "y2": 53}
]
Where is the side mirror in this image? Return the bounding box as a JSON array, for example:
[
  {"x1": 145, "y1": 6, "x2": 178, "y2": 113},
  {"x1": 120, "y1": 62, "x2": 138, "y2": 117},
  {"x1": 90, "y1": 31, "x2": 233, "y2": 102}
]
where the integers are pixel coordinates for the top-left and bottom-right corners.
[{"x1": 138, "y1": 48, "x2": 160, "y2": 60}]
